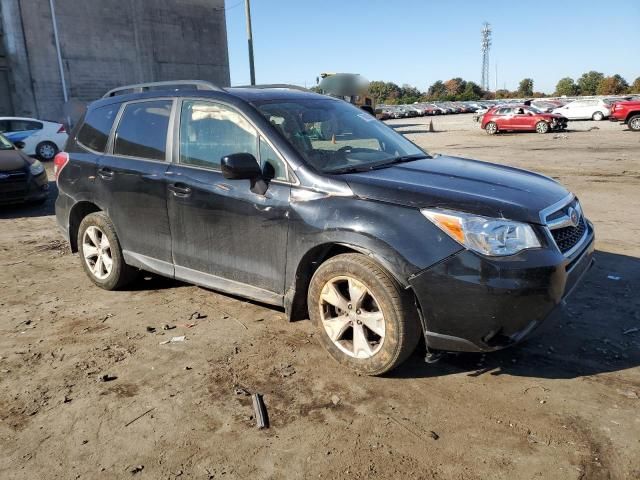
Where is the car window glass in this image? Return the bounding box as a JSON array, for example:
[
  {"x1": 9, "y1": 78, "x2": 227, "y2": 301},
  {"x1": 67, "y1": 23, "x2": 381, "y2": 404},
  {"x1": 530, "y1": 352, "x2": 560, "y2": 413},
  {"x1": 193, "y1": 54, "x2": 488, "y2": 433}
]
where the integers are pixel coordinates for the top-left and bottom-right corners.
[
  {"x1": 179, "y1": 100, "x2": 258, "y2": 169},
  {"x1": 259, "y1": 137, "x2": 287, "y2": 181},
  {"x1": 10, "y1": 120, "x2": 41, "y2": 131},
  {"x1": 77, "y1": 104, "x2": 121, "y2": 153},
  {"x1": 114, "y1": 100, "x2": 172, "y2": 160}
]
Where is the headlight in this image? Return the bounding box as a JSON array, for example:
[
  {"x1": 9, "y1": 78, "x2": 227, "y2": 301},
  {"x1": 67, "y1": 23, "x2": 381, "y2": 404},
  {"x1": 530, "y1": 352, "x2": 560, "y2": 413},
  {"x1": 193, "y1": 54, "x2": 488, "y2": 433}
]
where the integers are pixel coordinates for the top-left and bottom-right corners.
[
  {"x1": 30, "y1": 160, "x2": 44, "y2": 176},
  {"x1": 421, "y1": 208, "x2": 541, "y2": 256}
]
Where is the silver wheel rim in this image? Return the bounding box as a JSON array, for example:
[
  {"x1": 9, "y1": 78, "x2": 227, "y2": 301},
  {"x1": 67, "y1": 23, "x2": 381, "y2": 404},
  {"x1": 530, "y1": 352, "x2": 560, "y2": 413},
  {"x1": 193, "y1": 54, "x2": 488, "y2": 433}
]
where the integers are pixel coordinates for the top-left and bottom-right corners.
[
  {"x1": 486, "y1": 123, "x2": 497, "y2": 134},
  {"x1": 319, "y1": 276, "x2": 385, "y2": 359},
  {"x1": 630, "y1": 118, "x2": 640, "y2": 130},
  {"x1": 593, "y1": 112, "x2": 603, "y2": 121},
  {"x1": 39, "y1": 143, "x2": 56, "y2": 159},
  {"x1": 537, "y1": 122, "x2": 547, "y2": 133},
  {"x1": 82, "y1": 226, "x2": 113, "y2": 280}
]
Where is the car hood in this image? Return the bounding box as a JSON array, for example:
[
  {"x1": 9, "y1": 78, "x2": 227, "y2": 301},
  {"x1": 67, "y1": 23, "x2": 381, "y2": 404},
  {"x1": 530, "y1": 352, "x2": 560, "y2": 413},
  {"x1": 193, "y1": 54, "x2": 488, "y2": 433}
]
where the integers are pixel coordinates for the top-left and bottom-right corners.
[
  {"x1": 340, "y1": 156, "x2": 570, "y2": 224},
  {"x1": 0, "y1": 148, "x2": 30, "y2": 172}
]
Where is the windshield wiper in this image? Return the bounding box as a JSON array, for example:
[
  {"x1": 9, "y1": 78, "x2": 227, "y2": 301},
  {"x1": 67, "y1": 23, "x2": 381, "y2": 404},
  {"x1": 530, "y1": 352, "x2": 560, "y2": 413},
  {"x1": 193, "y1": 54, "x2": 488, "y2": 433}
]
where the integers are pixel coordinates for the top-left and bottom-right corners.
[{"x1": 325, "y1": 154, "x2": 430, "y2": 175}]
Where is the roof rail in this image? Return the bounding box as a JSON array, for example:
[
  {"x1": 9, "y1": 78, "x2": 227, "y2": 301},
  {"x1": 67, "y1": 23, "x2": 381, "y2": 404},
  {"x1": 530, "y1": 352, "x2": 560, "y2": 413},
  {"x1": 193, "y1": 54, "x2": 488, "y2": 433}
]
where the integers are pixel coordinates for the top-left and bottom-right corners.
[
  {"x1": 102, "y1": 80, "x2": 225, "y2": 98},
  {"x1": 232, "y1": 84, "x2": 310, "y2": 92}
]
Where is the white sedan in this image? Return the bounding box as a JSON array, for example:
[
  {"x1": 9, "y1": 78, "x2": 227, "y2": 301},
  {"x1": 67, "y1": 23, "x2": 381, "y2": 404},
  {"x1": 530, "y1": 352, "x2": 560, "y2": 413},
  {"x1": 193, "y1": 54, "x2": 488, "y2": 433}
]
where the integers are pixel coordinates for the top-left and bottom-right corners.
[
  {"x1": 552, "y1": 99, "x2": 610, "y2": 121},
  {"x1": 0, "y1": 117, "x2": 68, "y2": 160}
]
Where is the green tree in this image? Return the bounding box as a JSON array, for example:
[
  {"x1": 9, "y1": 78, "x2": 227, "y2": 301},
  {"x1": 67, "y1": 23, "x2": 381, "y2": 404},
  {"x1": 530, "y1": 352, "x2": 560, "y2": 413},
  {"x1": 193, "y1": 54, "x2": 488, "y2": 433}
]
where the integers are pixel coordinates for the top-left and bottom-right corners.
[
  {"x1": 555, "y1": 77, "x2": 580, "y2": 96},
  {"x1": 460, "y1": 81, "x2": 483, "y2": 100},
  {"x1": 631, "y1": 77, "x2": 640, "y2": 93},
  {"x1": 444, "y1": 77, "x2": 466, "y2": 97},
  {"x1": 427, "y1": 80, "x2": 447, "y2": 99},
  {"x1": 517, "y1": 78, "x2": 534, "y2": 97},
  {"x1": 495, "y1": 89, "x2": 511, "y2": 99},
  {"x1": 597, "y1": 74, "x2": 629, "y2": 95},
  {"x1": 577, "y1": 71, "x2": 604, "y2": 96},
  {"x1": 399, "y1": 84, "x2": 422, "y2": 103}
]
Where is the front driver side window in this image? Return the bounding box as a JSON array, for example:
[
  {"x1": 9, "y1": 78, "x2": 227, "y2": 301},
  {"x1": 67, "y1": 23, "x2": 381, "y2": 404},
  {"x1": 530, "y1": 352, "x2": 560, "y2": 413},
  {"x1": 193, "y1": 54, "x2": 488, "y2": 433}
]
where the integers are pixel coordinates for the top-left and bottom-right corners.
[{"x1": 180, "y1": 100, "x2": 258, "y2": 169}]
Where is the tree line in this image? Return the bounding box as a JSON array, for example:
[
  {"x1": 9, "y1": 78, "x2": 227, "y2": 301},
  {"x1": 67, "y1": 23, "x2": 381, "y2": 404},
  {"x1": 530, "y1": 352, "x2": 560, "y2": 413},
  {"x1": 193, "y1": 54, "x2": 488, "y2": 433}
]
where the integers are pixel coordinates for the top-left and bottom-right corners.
[{"x1": 367, "y1": 72, "x2": 640, "y2": 104}]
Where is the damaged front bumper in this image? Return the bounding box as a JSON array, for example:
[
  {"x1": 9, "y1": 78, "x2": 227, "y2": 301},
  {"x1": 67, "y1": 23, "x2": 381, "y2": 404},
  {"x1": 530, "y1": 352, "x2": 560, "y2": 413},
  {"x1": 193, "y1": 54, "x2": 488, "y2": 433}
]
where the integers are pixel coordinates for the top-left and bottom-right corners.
[{"x1": 409, "y1": 222, "x2": 595, "y2": 353}]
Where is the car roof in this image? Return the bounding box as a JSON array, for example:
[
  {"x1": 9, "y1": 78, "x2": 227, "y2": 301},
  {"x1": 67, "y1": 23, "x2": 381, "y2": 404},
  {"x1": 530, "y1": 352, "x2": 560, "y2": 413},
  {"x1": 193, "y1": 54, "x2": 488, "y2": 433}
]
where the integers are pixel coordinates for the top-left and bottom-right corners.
[
  {"x1": 88, "y1": 86, "x2": 331, "y2": 111},
  {"x1": 0, "y1": 116, "x2": 50, "y2": 122}
]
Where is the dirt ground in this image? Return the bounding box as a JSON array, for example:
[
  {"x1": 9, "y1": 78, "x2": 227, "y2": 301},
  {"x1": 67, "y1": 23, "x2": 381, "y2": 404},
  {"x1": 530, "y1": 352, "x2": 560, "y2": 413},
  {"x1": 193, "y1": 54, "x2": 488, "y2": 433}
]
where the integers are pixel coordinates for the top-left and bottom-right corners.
[{"x1": 1, "y1": 115, "x2": 639, "y2": 480}]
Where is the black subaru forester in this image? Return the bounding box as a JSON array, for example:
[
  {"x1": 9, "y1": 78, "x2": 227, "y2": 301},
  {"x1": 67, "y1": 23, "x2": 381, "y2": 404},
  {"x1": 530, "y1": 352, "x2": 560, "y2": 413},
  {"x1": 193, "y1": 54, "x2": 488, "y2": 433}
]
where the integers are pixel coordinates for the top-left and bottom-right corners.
[{"x1": 55, "y1": 81, "x2": 595, "y2": 375}]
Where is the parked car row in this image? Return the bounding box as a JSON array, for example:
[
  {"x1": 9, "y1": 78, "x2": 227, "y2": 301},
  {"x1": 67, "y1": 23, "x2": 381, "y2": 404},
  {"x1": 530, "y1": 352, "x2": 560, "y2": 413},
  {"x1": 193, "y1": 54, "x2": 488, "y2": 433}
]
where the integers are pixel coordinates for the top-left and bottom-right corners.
[
  {"x1": 377, "y1": 101, "x2": 485, "y2": 119},
  {"x1": 0, "y1": 116, "x2": 68, "y2": 160}
]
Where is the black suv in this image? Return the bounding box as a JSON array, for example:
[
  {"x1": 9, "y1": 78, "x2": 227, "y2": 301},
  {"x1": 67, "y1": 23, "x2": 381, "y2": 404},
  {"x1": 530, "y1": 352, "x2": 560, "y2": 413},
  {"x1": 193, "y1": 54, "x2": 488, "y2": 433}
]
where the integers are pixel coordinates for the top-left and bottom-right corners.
[{"x1": 55, "y1": 81, "x2": 595, "y2": 375}]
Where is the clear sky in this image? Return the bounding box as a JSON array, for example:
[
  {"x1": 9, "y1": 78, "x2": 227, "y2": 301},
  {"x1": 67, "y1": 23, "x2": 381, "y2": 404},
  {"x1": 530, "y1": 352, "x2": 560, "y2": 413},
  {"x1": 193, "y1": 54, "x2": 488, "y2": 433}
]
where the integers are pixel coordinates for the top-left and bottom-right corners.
[{"x1": 224, "y1": 0, "x2": 639, "y2": 93}]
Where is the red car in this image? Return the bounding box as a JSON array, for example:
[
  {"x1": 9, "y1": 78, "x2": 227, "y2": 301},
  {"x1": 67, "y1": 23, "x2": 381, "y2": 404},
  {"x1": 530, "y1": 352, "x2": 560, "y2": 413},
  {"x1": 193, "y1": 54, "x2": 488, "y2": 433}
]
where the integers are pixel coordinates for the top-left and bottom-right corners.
[
  {"x1": 481, "y1": 105, "x2": 568, "y2": 135},
  {"x1": 609, "y1": 100, "x2": 640, "y2": 131}
]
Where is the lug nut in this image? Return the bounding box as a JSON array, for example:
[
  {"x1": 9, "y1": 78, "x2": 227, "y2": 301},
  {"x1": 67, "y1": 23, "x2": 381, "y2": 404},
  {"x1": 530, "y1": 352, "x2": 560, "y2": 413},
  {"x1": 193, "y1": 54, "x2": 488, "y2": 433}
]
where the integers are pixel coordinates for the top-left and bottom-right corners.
[
  {"x1": 347, "y1": 304, "x2": 352, "y2": 310},
  {"x1": 356, "y1": 309, "x2": 361, "y2": 315}
]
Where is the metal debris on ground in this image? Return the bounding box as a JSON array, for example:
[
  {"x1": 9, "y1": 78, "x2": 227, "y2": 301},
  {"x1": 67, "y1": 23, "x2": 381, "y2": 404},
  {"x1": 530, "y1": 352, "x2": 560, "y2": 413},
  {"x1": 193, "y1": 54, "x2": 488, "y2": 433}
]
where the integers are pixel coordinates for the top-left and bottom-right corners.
[
  {"x1": 124, "y1": 407, "x2": 156, "y2": 427},
  {"x1": 252, "y1": 393, "x2": 269, "y2": 429},
  {"x1": 98, "y1": 374, "x2": 117, "y2": 382},
  {"x1": 234, "y1": 387, "x2": 250, "y2": 396},
  {"x1": 159, "y1": 336, "x2": 186, "y2": 345}
]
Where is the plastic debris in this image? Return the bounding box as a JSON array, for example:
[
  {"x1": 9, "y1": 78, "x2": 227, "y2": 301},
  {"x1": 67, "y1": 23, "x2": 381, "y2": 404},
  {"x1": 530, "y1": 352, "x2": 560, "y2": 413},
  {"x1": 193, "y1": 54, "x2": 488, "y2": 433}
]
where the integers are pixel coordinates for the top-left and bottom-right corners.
[
  {"x1": 252, "y1": 393, "x2": 269, "y2": 429},
  {"x1": 159, "y1": 336, "x2": 186, "y2": 345}
]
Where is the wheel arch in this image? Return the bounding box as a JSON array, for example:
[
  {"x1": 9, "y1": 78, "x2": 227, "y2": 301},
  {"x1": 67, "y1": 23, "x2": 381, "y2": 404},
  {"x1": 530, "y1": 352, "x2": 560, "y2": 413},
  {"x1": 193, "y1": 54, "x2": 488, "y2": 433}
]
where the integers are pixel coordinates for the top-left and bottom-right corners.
[
  {"x1": 68, "y1": 201, "x2": 103, "y2": 252},
  {"x1": 625, "y1": 111, "x2": 640, "y2": 123},
  {"x1": 284, "y1": 241, "x2": 411, "y2": 322}
]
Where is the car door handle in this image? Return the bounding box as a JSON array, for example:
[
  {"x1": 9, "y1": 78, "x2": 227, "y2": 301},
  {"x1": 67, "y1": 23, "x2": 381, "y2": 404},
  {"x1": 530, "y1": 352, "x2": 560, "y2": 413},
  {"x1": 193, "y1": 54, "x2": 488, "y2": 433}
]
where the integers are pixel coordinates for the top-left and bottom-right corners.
[
  {"x1": 168, "y1": 183, "x2": 192, "y2": 197},
  {"x1": 97, "y1": 167, "x2": 114, "y2": 180}
]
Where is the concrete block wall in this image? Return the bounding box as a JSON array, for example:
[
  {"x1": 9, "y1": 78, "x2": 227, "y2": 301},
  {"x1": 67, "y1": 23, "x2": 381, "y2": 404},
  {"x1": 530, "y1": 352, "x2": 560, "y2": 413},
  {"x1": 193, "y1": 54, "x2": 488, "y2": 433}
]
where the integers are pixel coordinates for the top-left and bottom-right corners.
[{"x1": 1, "y1": 0, "x2": 229, "y2": 123}]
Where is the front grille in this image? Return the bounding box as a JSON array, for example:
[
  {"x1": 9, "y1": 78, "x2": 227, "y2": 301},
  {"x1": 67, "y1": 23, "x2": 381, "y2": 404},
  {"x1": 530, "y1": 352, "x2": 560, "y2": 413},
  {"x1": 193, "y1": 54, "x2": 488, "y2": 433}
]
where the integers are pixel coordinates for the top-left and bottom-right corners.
[
  {"x1": 551, "y1": 217, "x2": 586, "y2": 254},
  {"x1": 0, "y1": 170, "x2": 28, "y2": 202}
]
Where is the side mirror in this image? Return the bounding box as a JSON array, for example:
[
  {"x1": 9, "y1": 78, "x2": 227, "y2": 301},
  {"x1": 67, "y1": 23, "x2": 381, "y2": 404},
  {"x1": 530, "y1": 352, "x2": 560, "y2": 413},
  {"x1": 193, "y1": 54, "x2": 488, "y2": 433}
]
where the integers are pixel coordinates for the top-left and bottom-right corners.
[
  {"x1": 14, "y1": 141, "x2": 25, "y2": 149},
  {"x1": 221, "y1": 153, "x2": 261, "y2": 180}
]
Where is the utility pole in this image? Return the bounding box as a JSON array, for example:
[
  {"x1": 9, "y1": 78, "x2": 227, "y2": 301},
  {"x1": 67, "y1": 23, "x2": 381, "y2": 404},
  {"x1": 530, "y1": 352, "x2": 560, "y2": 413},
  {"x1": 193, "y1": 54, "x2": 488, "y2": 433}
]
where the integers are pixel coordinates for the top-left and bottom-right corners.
[
  {"x1": 244, "y1": 0, "x2": 256, "y2": 85},
  {"x1": 480, "y1": 22, "x2": 492, "y2": 91}
]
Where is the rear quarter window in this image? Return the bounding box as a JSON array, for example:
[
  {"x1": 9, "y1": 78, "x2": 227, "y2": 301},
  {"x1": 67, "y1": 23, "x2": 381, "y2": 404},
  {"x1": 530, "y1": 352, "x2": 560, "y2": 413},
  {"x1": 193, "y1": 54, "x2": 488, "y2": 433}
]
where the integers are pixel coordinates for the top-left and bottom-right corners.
[{"x1": 77, "y1": 104, "x2": 120, "y2": 152}]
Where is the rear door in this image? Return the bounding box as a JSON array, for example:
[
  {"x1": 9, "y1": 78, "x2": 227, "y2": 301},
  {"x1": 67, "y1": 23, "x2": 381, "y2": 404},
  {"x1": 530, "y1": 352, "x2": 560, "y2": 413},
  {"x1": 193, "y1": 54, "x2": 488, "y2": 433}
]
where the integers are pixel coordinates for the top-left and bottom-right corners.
[
  {"x1": 95, "y1": 99, "x2": 174, "y2": 275},
  {"x1": 166, "y1": 99, "x2": 291, "y2": 300},
  {"x1": 494, "y1": 108, "x2": 514, "y2": 129}
]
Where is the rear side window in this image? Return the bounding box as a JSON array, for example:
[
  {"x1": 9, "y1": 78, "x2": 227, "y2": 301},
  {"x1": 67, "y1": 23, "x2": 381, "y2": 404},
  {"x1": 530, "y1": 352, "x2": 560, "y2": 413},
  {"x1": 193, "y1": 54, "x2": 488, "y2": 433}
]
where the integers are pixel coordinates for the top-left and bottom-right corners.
[
  {"x1": 10, "y1": 120, "x2": 42, "y2": 131},
  {"x1": 114, "y1": 100, "x2": 172, "y2": 160},
  {"x1": 77, "y1": 104, "x2": 120, "y2": 152}
]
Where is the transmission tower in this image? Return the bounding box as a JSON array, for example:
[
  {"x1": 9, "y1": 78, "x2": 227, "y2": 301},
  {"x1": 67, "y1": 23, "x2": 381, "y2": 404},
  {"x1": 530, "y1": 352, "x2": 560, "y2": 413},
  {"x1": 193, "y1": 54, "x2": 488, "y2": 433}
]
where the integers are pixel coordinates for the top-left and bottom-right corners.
[{"x1": 481, "y1": 22, "x2": 492, "y2": 91}]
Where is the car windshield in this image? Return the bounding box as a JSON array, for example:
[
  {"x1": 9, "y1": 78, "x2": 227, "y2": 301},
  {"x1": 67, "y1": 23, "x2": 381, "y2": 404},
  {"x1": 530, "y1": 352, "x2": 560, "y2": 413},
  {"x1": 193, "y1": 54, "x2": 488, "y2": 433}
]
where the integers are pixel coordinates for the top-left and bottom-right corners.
[
  {"x1": 527, "y1": 106, "x2": 543, "y2": 113},
  {"x1": 0, "y1": 134, "x2": 14, "y2": 150},
  {"x1": 255, "y1": 98, "x2": 429, "y2": 174}
]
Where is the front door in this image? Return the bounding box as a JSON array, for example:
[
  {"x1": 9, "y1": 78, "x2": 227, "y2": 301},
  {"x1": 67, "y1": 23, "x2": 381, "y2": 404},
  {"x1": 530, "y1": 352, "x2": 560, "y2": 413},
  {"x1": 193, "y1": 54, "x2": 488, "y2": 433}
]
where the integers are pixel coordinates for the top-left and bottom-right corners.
[
  {"x1": 95, "y1": 99, "x2": 174, "y2": 274},
  {"x1": 166, "y1": 99, "x2": 290, "y2": 301}
]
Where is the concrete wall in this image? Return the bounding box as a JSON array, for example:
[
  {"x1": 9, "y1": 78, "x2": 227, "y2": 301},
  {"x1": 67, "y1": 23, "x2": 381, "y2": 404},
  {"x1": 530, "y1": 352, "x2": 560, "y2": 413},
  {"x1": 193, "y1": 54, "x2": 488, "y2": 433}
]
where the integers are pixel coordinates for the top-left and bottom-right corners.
[{"x1": 0, "y1": 0, "x2": 229, "y2": 123}]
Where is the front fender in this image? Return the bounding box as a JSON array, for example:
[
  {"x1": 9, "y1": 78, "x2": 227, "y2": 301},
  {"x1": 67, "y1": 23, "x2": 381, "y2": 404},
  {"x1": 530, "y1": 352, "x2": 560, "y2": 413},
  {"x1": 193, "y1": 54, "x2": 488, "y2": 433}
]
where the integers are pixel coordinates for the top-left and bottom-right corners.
[{"x1": 286, "y1": 193, "x2": 463, "y2": 289}]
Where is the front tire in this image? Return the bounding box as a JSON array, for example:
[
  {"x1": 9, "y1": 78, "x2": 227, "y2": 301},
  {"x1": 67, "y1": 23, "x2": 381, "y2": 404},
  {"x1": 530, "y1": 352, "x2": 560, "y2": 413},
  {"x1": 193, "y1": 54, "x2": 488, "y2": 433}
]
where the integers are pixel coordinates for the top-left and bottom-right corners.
[
  {"x1": 77, "y1": 212, "x2": 137, "y2": 290},
  {"x1": 592, "y1": 111, "x2": 604, "y2": 121},
  {"x1": 628, "y1": 115, "x2": 640, "y2": 132},
  {"x1": 36, "y1": 141, "x2": 58, "y2": 161},
  {"x1": 485, "y1": 121, "x2": 498, "y2": 135},
  {"x1": 535, "y1": 121, "x2": 549, "y2": 134},
  {"x1": 307, "y1": 253, "x2": 421, "y2": 376}
]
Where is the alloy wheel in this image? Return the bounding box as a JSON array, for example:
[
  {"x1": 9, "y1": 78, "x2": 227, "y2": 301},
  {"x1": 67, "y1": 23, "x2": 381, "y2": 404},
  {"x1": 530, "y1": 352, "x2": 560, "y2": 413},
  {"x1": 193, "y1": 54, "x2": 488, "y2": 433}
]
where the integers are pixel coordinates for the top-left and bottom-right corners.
[
  {"x1": 319, "y1": 276, "x2": 385, "y2": 359},
  {"x1": 82, "y1": 226, "x2": 113, "y2": 280},
  {"x1": 38, "y1": 143, "x2": 56, "y2": 160},
  {"x1": 629, "y1": 117, "x2": 640, "y2": 131},
  {"x1": 486, "y1": 122, "x2": 497, "y2": 134}
]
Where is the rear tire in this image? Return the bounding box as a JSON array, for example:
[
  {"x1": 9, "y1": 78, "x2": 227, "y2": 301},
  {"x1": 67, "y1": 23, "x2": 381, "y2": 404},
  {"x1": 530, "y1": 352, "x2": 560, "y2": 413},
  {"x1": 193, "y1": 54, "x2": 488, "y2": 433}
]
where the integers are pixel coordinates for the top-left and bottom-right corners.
[
  {"x1": 535, "y1": 121, "x2": 549, "y2": 134},
  {"x1": 307, "y1": 253, "x2": 421, "y2": 376},
  {"x1": 592, "y1": 111, "x2": 604, "y2": 121},
  {"x1": 77, "y1": 212, "x2": 137, "y2": 290},
  {"x1": 485, "y1": 122, "x2": 498, "y2": 135},
  {"x1": 628, "y1": 115, "x2": 640, "y2": 132},
  {"x1": 36, "y1": 141, "x2": 58, "y2": 161}
]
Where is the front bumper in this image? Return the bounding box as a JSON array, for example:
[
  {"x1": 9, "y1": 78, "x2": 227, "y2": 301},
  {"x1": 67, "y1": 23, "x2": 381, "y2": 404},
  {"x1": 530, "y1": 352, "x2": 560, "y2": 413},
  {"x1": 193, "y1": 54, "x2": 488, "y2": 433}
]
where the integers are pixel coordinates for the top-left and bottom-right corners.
[
  {"x1": 409, "y1": 221, "x2": 595, "y2": 353},
  {"x1": 0, "y1": 171, "x2": 48, "y2": 205}
]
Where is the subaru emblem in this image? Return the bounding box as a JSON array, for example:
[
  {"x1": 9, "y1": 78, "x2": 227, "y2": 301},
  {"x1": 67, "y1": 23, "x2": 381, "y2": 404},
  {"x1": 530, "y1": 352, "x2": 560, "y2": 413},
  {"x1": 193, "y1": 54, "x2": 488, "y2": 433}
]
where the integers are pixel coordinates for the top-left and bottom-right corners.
[{"x1": 568, "y1": 207, "x2": 579, "y2": 227}]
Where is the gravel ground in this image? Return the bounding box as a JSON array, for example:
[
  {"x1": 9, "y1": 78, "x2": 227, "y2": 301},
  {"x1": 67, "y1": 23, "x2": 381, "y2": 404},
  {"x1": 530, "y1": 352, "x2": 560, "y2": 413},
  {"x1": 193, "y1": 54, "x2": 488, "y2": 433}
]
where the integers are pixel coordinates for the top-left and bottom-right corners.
[{"x1": 1, "y1": 114, "x2": 639, "y2": 479}]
